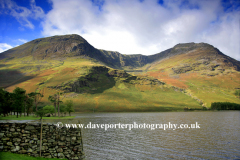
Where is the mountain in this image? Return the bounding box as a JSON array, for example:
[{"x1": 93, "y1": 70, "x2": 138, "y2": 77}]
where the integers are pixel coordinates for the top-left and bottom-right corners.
[
  {"x1": 0, "y1": 34, "x2": 239, "y2": 111},
  {"x1": 1, "y1": 34, "x2": 239, "y2": 71},
  {"x1": 0, "y1": 34, "x2": 148, "y2": 68}
]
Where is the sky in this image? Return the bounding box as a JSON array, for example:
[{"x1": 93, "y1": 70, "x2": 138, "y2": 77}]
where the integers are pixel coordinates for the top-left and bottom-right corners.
[{"x1": 0, "y1": 0, "x2": 240, "y2": 60}]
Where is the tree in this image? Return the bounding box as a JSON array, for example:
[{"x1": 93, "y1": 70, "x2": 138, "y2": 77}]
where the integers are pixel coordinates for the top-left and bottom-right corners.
[
  {"x1": 234, "y1": 89, "x2": 240, "y2": 99},
  {"x1": 49, "y1": 92, "x2": 64, "y2": 117},
  {"x1": 34, "y1": 109, "x2": 46, "y2": 119},
  {"x1": 60, "y1": 104, "x2": 66, "y2": 116},
  {"x1": 65, "y1": 100, "x2": 74, "y2": 116},
  {"x1": 28, "y1": 90, "x2": 44, "y2": 112},
  {"x1": 23, "y1": 94, "x2": 31, "y2": 117},
  {"x1": 56, "y1": 92, "x2": 64, "y2": 117},
  {"x1": 43, "y1": 105, "x2": 55, "y2": 116},
  {"x1": 12, "y1": 87, "x2": 26, "y2": 118},
  {"x1": 25, "y1": 97, "x2": 34, "y2": 116},
  {"x1": 0, "y1": 88, "x2": 13, "y2": 117},
  {"x1": 0, "y1": 88, "x2": 5, "y2": 116},
  {"x1": 48, "y1": 95, "x2": 57, "y2": 117}
]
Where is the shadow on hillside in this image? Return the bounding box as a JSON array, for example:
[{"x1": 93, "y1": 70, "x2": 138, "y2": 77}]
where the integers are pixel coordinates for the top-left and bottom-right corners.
[
  {"x1": 0, "y1": 64, "x2": 13, "y2": 68},
  {"x1": 63, "y1": 73, "x2": 116, "y2": 94},
  {"x1": 89, "y1": 76, "x2": 116, "y2": 94},
  {"x1": 0, "y1": 69, "x2": 35, "y2": 88},
  {"x1": 77, "y1": 76, "x2": 116, "y2": 94}
]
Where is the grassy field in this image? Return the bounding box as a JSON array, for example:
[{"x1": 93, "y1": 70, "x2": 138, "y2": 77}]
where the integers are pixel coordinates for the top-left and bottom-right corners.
[
  {"x1": 0, "y1": 115, "x2": 75, "y2": 120},
  {"x1": 0, "y1": 152, "x2": 67, "y2": 160}
]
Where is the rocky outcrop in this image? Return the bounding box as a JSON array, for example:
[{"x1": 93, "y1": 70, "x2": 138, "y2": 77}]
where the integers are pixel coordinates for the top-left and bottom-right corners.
[
  {"x1": 123, "y1": 75, "x2": 165, "y2": 85},
  {"x1": 108, "y1": 69, "x2": 129, "y2": 78},
  {"x1": 0, "y1": 122, "x2": 84, "y2": 159},
  {"x1": 48, "y1": 66, "x2": 165, "y2": 93}
]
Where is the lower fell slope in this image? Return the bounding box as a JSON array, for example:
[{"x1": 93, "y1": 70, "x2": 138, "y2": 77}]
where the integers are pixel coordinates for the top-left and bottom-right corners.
[
  {"x1": 0, "y1": 34, "x2": 239, "y2": 110},
  {"x1": 0, "y1": 57, "x2": 201, "y2": 111}
]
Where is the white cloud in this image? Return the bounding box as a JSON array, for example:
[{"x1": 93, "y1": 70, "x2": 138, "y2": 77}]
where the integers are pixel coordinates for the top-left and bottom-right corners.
[
  {"x1": 0, "y1": 0, "x2": 45, "y2": 29},
  {"x1": 41, "y1": 0, "x2": 240, "y2": 60},
  {"x1": 18, "y1": 39, "x2": 28, "y2": 43},
  {"x1": 0, "y1": 43, "x2": 13, "y2": 53}
]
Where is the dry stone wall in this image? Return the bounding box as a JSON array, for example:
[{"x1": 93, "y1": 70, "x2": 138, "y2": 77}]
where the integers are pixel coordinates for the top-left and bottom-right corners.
[{"x1": 0, "y1": 122, "x2": 84, "y2": 159}]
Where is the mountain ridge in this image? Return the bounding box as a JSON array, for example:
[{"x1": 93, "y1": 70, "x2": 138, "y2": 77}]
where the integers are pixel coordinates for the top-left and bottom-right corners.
[{"x1": 1, "y1": 34, "x2": 239, "y2": 70}]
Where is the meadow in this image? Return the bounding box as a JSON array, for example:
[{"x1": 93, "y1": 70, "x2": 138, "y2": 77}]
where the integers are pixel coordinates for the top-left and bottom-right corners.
[
  {"x1": 0, "y1": 151, "x2": 67, "y2": 160},
  {"x1": 0, "y1": 115, "x2": 75, "y2": 120}
]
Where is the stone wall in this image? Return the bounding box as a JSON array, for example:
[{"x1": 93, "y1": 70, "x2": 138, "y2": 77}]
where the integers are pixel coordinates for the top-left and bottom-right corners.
[{"x1": 0, "y1": 122, "x2": 84, "y2": 159}]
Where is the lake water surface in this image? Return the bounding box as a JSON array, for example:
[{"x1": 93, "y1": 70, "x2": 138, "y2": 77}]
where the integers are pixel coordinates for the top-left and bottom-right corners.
[{"x1": 44, "y1": 111, "x2": 240, "y2": 160}]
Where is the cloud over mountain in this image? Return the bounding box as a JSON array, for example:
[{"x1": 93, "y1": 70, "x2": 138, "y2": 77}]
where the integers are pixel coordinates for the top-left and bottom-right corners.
[
  {"x1": 40, "y1": 0, "x2": 240, "y2": 60},
  {"x1": 1, "y1": 0, "x2": 239, "y2": 60},
  {"x1": 0, "y1": 43, "x2": 13, "y2": 53}
]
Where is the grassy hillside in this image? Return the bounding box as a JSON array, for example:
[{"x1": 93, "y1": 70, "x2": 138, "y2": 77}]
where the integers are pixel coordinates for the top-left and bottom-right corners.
[
  {"x1": 134, "y1": 46, "x2": 240, "y2": 107},
  {"x1": 0, "y1": 34, "x2": 239, "y2": 111},
  {"x1": 0, "y1": 56, "x2": 202, "y2": 111}
]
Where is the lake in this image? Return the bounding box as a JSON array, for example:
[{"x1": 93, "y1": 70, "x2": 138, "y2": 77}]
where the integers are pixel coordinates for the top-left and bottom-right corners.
[{"x1": 44, "y1": 111, "x2": 240, "y2": 160}]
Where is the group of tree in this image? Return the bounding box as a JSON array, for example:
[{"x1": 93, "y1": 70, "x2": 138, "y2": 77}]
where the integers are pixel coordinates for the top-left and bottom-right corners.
[
  {"x1": 211, "y1": 102, "x2": 240, "y2": 110},
  {"x1": 47, "y1": 92, "x2": 74, "y2": 117},
  {"x1": 210, "y1": 90, "x2": 240, "y2": 110},
  {"x1": 0, "y1": 87, "x2": 74, "y2": 118},
  {"x1": 0, "y1": 87, "x2": 43, "y2": 118},
  {"x1": 42, "y1": 100, "x2": 74, "y2": 117}
]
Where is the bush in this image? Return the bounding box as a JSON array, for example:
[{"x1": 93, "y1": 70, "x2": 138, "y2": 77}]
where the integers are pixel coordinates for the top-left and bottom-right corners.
[
  {"x1": 65, "y1": 100, "x2": 74, "y2": 116},
  {"x1": 202, "y1": 107, "x2": 208, "y2": 110},
  {"x1": 33, "y1": 106, "x2": 44, "y2": 112},
  {"x1": 234, "y1": 90, "x2": 240, "y2": 99},
  {"x1": 60, "y1": 104, "x2": 67, "y2": 116},
  {"x1": 35, "y1": 109, "x2": 46, "y2": 118},
  {"x1": 43, "y1": 105, "x2": 55, "y2": 116}
]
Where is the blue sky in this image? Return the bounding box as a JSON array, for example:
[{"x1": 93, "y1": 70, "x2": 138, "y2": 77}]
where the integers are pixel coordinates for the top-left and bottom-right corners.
[{"x1": 0, "y1": 0, "x2": 240, "y2": 60}]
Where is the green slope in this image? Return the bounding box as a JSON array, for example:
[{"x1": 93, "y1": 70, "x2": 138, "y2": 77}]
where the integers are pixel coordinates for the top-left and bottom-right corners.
[
  {"x1": 0, "y1": 34, "x2": 239, "y2": 111},
  {"x1": 1, "y1": 57, "x2": 202, "y2": 111}
]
